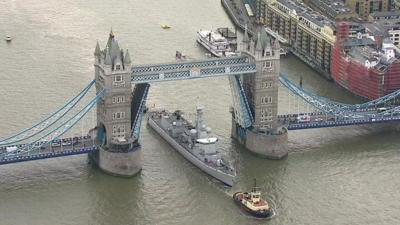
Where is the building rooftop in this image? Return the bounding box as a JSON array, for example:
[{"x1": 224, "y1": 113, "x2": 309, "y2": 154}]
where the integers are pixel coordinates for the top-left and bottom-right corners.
[
  {"x1": 276, "y1": 0, "x2": 306, "y2": 14},
  {"x1": 276, "y1": 0, "x2": 335, "y2": 30},
  {"x1": 319, "y1": 0, "x2": 351, "y2": 14},
  {"x1": 343, "y1": 37, "x2": 377, "y2": 48},
  {"x1": 370, "y1": 11, "x2": 400, "y2": 19},
  {"x1": 348, "y1": 46, "x2": 379, "y2": 63},
  {"x1": 365, "y1": 22, "x2": 388, "y2": 36},
  {"x1": 346, "y1": 44, "x2": 399, "y2": 72},
  {"x1": 365, "y1": 19, "x2": 400, "y2": 37}
]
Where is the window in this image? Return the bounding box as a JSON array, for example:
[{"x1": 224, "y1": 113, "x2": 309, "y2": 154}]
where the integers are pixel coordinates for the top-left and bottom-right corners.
[
  {"x1": 112, "y1": 125, "x2": 126, "y2": 137},
  {"x1": 260, "y1": 108, "x2": 273, "y2": 122},
  {"x1": 116, "y1": 64, "x2": 121, "y2": 70},
  {"x1": 113, "y1": 75, "x2": 125, "y2": 87},
  {"x1": 261, "y1": 96, "x2": 273, "y2": 104},
  {"x1": 114, "y1": 75, "x2": 123, "y2": 82},
  {"x1": 112, "y1": 95, "x2": 126, "y2": 104},
  {"x1": 263, "y1": 61, "x2": 272, "y2": 70},
  {"x1": 263, "y1": 124, "x2": 271, "y2": 129},
  {"x1": 262, "y1": 81, "x2": 273, "y2": 89},
  {"x1": 98, "y1": 75, "x2": 105, "y2": 84},
  {"x1": 112, "y1": 112, "x2": 125, "y2": 120}
]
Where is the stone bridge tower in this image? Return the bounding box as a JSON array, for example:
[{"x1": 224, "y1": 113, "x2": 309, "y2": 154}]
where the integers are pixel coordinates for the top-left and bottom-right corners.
[
  {"x1": 232, "y1": 26, "x2": 288, "y2": 159},
  {"x1": 91, "y1": 31, "x2": 141, "y2": 176}
]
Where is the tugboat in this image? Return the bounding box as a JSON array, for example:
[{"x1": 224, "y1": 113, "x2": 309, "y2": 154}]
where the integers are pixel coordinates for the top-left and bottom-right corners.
[
  {"x1": 233, "y1": 179, "x2": 274, "y2": 218},
  {"x1": 148, "y1": 105, "x2": 236, "y2": 186}
]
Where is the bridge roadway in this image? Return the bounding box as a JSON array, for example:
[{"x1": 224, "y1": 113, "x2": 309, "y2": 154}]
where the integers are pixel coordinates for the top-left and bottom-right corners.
[
  {"x1": 131, "y1": 56, "x2": 256, "y2": 83},
  {"x1": 279, "y1": 109, "x2": 400, "y2": 130},
  {"x1": 0, "y1": 136, "x2": 97, "y2": 165}
]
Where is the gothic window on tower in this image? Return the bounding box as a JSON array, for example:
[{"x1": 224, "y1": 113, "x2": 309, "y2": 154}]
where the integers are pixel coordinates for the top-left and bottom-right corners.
[
  {"x1": 113, "y1": 75, "x2": 125, "y2": 87},
  {"x1": 116, "y1": 64, "x2": 121, "y2": 70},
  {"x1": 260, "y1": 108, "x2": 273, "y2": 122},
  {"x1": 263, "y1": 61, "x2": 272, "y2": 70},
  {"x1": 98, "y1": 75, "x2": 105, "y2": 84},
  {"x1": 261, "y1": 96, "x2": 273, "y2": 104},
  {"x1": 114, "y1": 75, "x2": 123, "y2": 82},
  {"x1": 263, "y1": 124, "x2": 271, "y2": 129},
  {"x1": 112, "y1": 124, "x2": 126, "y2": 137},
  {"x1": 262, "y1": 81, "x2": 273, "y2": 89},
  {"x1": 112, "y1": 95, "x2": 126, "y2": 104},
  {"x1": 112, "y1": 112, "x2": 125, "y2": 120}
]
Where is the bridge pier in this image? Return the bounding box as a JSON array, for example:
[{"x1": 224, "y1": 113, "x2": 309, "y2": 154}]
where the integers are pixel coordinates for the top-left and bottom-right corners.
[
  {"x1": 90, "y1": 146, "x2": 142, "y2": 177},
  {"x1": 245, "y1": 129, "x2": 288, "y2": 159},
  {"x1": 231, "y1": 119, "x2": 288, "y2": 159}
]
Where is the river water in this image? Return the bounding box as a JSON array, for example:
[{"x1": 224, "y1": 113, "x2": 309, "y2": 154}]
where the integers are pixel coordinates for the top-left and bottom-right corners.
[{"x1": 1, "y1": 0, "x2": 400, "y2": 224}]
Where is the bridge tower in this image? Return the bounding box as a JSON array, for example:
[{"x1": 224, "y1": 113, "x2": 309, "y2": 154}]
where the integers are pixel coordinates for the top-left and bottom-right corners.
[
  {"x1": 232, "y1": 26, "x2": 288, "y2": 159},
  {"x1": 91, "y1": 31, "x2": 141, "y2": 176}
]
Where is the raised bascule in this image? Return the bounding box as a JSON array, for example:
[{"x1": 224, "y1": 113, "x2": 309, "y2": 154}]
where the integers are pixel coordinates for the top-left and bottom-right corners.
[{"x1": 2, "y1": 28, "x2": 400, "y2": 176}]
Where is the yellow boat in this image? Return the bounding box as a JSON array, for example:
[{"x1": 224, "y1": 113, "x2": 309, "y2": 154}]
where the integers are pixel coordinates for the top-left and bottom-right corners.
[{"x1": 161, "y1": 24, "x2": 171, "y2": 29}]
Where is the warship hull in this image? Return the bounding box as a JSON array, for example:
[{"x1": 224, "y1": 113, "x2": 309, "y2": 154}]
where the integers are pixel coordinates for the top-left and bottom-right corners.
[{"x1": 148, "y1": 116, "x2": 235, "y2": 186}]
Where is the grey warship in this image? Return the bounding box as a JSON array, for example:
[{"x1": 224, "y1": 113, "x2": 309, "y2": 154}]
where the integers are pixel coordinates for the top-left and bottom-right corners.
[{"x1": 148, "y1": 105, "x2": 236, "y2": 186}]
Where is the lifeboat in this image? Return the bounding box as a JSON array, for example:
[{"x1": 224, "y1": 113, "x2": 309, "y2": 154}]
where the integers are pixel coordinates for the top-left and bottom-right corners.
[{"x1": 233, "y1": 180, "x2": 274, "y2": 218}]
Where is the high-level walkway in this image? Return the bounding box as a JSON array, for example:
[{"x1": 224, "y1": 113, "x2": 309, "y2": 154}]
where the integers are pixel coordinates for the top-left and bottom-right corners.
[{"x1": 131, "y1": 56, "x2": 256, "y2": 83}]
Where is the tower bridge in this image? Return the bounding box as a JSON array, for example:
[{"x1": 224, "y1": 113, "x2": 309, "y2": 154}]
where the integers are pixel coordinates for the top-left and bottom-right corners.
[{"x1": 2, "y1": 28, "x2": 400, "y2": 175}]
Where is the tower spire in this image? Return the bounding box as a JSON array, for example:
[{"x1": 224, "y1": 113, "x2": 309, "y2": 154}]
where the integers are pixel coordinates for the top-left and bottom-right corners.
[
  {"x1": 243, "y1": 24, "x2": 250, "y2": 43},
  {"x1": 124, "y1": 49, "x2": 131, "y2": 65},
  {"x1": 110, "y1": 27, "x2": 114, "y2": 38},
  {"x1": 105, "y1": 48, "x2": 112, "y2": 65},
  {"x1": 94, "y1": 41, "x2": 101, "y2": 55},
  {"x1": 255, "y1": 31, "x2": 262, "y2": 52}
]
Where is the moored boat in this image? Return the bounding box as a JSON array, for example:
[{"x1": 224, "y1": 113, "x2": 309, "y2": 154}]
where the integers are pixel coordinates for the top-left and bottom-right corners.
[
  {"x1": 233, "y1": 180, "x2": 274, "y2": 218},
  {"x1": 147, "y1": 105, "x2": 236, "y2": 186},
  {"x1": 196, "y1": 29, "x2": 236, "y2": 57}
]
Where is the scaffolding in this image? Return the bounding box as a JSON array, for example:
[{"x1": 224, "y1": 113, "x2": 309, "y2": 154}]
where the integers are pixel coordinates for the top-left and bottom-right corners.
[{"x1": 331, "y1": 21, "x2": 400, "y2": 100}]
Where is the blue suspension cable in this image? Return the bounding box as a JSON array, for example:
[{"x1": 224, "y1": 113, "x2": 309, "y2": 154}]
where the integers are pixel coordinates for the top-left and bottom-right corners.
[{"x1": 0, "y1": 80, "x2": 95, "y2": 144}]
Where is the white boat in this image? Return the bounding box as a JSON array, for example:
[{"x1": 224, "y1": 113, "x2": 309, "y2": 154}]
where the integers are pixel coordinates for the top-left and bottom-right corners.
[
  {"x1": 161, "y1": 24, "x2": 171, "y2": 29},
  {"x1": 197, "y1": 30, "x2": 236, "y2": 57},
  {"x1": 5, "y1": 35, "x2": 12, "y2": 42}
]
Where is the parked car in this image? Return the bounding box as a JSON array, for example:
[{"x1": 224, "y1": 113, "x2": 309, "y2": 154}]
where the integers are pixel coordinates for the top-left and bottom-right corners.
[
  {"x1": 62, "y1": 141, "x2": 72, "y2": 146},
  {"x1": 383, "y1": 112, "x2": 391, "y2": 117},
  {"x1": 51, "y1": 141, "x2": 61, "y2": 147},
  {"x1": 377, "y1": 107, "x2": 387, "y2": 113}
]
